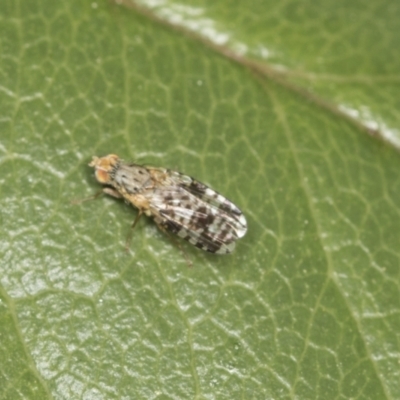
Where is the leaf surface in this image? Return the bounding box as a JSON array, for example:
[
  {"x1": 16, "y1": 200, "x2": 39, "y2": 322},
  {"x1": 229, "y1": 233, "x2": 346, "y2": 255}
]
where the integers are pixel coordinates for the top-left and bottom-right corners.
[{"x1": 0, "y1": 0, "x2": 399, "y2": 399}]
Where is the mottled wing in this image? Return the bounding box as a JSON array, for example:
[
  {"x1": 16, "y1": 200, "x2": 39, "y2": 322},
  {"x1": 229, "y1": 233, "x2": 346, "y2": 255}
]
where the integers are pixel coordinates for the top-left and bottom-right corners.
[
  {"x1": 147, "y1": 187, "x2": 242, "y2": 254},
  {"x1": 167, "y1": 171, "x2": 247, "y2": 239}
]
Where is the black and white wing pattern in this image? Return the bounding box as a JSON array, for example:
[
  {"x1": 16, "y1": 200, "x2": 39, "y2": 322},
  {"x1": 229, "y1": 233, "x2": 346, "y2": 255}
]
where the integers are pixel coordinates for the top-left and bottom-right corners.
[
  {"x1": 88, "y1": 154, "x2": 247, "y2": 256},
  {"x1": 147, "y1": 172, "x2": 247, "y2": 254},
  {"x1": 169, "y1": 171, "x2": 247, "y2": 237}
]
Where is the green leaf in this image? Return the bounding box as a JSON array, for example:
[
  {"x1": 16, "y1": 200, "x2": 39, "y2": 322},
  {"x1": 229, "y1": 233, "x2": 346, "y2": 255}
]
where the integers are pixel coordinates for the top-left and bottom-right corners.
[{"x1": 1, "y1": 0, "x2": 399, "y2": 399}]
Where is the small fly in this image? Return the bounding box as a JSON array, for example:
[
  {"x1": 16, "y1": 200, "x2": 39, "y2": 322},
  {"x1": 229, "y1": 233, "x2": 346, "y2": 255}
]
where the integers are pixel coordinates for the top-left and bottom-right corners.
[{"x1": 84, "y1": 154, "x2": 247, "y2": 259}]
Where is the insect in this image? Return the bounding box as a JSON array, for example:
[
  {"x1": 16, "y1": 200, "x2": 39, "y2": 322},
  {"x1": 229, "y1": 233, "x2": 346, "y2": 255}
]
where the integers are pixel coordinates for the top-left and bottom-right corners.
[{"x1": 87, "y1": 154, "x2": 247, "y2": 256}]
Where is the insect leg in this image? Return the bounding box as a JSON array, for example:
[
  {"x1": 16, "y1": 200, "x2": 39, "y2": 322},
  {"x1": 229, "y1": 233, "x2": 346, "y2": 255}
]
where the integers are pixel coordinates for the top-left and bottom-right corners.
[
  {"x1": 154, "y1": 220, "x2": 193, "y2": 267},
  {"x1": 102, "y1": 188, "x2": 123, "y2": 199},
  {"x1": 71, "y1": 189, "x2": 105, "y2": 205},
  {"x1": 71, "y1": 188, "x2": 123, "y2": 204},
  {"x1": 125, "y1": 210, "x2": 144, "y2": 251}
]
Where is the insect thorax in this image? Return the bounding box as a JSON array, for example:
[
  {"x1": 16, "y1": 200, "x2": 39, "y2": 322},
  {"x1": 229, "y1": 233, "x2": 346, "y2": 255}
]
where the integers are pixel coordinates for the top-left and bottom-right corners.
[{"x1": 113, "y1": 163, "x2": 153, "y2": 194}]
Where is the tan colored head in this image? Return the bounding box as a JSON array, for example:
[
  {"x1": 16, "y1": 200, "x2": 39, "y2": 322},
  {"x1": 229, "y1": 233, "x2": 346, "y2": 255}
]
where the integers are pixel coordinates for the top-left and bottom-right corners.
[{"x1": 89, "y1": 154, "x2": 121, "y2": 184}]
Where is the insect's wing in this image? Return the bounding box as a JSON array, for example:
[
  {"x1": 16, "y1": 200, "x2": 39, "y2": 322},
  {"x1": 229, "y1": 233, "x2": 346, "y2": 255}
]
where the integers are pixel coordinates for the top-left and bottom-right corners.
[
  {"x1": 168, "y1": 171, "x2": 247, "y2": 238},
  {"x1": 148, "y1": 187, "x2": 241, "y2": 254}
]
